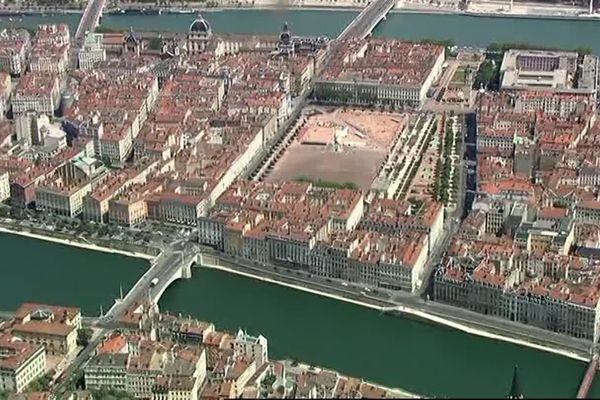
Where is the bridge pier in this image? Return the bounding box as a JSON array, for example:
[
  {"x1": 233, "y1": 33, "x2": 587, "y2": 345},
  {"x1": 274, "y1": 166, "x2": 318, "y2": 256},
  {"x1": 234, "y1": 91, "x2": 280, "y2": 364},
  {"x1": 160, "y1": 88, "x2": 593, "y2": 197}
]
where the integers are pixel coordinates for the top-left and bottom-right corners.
[{"x1": 182, "y1": 261, "x2": 193, "y2": 279}]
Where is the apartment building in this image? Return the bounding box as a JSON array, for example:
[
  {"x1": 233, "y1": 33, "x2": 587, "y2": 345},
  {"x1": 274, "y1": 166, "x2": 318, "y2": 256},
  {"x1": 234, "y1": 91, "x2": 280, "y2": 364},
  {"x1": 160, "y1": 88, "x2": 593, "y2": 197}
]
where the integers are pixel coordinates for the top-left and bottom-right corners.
[
  {"x1": 36, "y1": 180, "x2": 92, "y2": 218},
  {"x1": 147, "y1": 193, "x2": 206, "y2": 226},
  {"x1": 12, "y1": 74, "x2": 60, "y2": 115},
  {"x1": 10, "y1": 303, "x2": 80, "y2": 357},
  {"x1": 11, "y1": 319, "x2": 77, "y2": 357},
  {"x1": 99, "y1": 124, "x2": 134, "y2": 164},
  {"x1": 477, "y1": 127, "x2": 515, "y2": 152},
  {"x1": 233, "y1": 330, "x2": 268, "y2": 368},
  {"x1": 84, "y1": 353, "x2": 128, "y2": 392},
  {"x1": 0, "y1": 335, "x2": 46, "y2": 393},
  {"x1": 575, "y1": 201, "x2": 600, "y2": 223},
  {"x1": 315, "y1": 40, "x2": 445, "y2": 109},
  {"x1": 78, "y1": 32, "x2": 106, "y2": 70},
  {"x1": 108, "y1": 197, "x2": 148, "y2": 227},
  {"x1": 434, "y1": 262, "x2": 598, "y2": 340},
  {"x1": 127, "y1": 344, "x2": 206, "y2": 399},
  {"x1": 0, "y1": 29, "x2": 30, "y2": 75}
]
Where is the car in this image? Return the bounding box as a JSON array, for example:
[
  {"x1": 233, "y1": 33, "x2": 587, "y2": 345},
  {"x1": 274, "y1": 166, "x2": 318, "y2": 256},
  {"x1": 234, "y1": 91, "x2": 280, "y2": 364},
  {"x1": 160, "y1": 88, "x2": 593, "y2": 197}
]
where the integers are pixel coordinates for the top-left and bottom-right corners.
[{"x1": 341, "y1": 282, "x2": 349, "y2": 287}]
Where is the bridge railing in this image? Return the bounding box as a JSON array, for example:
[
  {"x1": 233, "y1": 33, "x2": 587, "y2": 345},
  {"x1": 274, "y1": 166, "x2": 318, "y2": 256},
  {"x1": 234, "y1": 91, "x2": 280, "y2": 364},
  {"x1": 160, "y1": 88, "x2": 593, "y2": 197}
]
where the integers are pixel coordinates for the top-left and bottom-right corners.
[{"x1": 101, "y1": 251, "x2": 164, "y2": 320}]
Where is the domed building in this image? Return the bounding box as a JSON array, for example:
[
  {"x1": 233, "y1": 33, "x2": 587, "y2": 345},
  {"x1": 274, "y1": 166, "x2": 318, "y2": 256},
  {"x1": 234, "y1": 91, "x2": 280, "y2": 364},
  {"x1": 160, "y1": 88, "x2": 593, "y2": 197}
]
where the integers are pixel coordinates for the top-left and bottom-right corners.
[
  {"x1": 279, "y1": 22, "x2": 291, "y2": 45},
  {"x1": 277, "y1": 22, "x2": 294, "y2": 55},
  {"x1": 189, "y1": 13, "x2": 212, "y2": 36},
  {"x1": 187, "y1": 14, "x2": 213, "y2": 54}
]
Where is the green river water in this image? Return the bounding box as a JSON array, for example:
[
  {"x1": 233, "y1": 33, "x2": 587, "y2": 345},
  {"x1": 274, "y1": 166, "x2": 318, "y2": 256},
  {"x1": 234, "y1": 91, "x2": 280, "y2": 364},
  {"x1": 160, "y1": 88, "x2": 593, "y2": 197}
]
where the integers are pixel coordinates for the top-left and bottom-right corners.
[
  {"x1": 0, "y1": 231, "x2": 598, "y2": 398},
  {"x1": 2, "y1": 8, "x2": 600, "y2": 398}
]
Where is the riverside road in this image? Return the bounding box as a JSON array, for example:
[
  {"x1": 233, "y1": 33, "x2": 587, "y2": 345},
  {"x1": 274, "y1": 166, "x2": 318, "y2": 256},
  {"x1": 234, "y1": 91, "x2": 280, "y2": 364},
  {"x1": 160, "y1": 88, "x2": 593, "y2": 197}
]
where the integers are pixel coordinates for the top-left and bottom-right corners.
[{"x1": 206, "y1": 248, "x2": 592, "y2": 360}]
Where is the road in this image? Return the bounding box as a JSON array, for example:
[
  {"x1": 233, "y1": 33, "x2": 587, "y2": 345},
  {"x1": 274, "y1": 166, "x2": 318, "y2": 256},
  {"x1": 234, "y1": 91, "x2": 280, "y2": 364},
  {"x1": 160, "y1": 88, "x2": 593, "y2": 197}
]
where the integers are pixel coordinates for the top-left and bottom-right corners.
[{"x1": 53, "y1": 326, "x2": 109, "y2": 394}]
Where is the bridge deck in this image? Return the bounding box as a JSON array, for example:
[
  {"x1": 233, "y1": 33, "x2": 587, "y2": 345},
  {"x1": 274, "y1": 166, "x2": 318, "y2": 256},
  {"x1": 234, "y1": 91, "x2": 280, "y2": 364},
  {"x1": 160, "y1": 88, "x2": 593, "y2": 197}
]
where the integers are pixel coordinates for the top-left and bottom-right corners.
[
  {"x1": 337, "y1": 0, "x2": 396, "y2": 42},
  {"x1": 75, "y1": 0, "x2": 106, "y2": 42},
  {"x1": 100, "y1": 246, "x2": 197, "y2": 326}
]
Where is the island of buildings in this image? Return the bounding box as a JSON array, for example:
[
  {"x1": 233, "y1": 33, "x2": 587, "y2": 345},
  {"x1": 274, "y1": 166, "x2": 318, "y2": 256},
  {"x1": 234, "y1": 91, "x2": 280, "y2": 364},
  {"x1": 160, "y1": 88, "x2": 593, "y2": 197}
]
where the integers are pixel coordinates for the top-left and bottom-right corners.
[{"x1": 1, "y1": 8, "x2": 600, "y2": 399}]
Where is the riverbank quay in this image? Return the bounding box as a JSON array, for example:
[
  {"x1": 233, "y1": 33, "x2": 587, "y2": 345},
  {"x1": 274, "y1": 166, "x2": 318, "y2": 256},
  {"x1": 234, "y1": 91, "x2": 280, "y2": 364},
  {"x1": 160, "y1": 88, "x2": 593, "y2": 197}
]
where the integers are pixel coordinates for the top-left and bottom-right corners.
[
  {"x1": 1, "y1": 0, "x2": 599, "y2": 22},
  {"x1": 103, "y1": 0, "x2": 600, "y2": 21},
  {"x1": 198, "y1": 248, "x2": 593, "y2": 362},
  {"x1": 2, "y1": 215, "x2": 589, "y2": 363},
  {"x1": 109, "y1": 2, "x2": 364, "y2": 13},
  {"x1": 0, "y1": 8, "x2": 82, "y2": 16},
  {"x1": 0, "y1": 219, "x2": 159, "y2": 260},
  {"x1": 5, "y1": 9, "x2": 600, "y2": 56},
  {"x1": 0, "y1": 227, "x2": 421, "y2": 398}
]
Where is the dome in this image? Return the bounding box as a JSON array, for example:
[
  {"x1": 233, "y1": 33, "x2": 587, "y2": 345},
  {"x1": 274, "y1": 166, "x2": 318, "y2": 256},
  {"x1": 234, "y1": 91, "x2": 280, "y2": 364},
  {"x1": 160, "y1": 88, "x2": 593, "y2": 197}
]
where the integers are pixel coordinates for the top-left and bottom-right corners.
[
  {"x1": 279, "y1": 22, "x2": 291, "y2": 44},
  {"x1": 190, "y1": 14, "x2": 211, "y2": 34}
]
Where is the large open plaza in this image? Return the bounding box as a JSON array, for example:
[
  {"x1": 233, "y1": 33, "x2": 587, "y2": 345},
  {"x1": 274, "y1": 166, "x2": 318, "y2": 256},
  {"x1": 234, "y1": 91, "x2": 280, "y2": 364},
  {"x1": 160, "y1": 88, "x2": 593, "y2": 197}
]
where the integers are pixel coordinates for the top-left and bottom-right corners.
[{"x1": 265, "y1": 108, "x2": 406, "y2": 189}]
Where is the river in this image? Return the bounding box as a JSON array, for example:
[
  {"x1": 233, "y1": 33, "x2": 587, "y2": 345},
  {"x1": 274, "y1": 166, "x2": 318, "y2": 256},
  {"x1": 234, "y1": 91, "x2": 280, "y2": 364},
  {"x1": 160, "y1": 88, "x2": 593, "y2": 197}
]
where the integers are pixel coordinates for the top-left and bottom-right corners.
[
  {"x1": 160, "y1": 267, "x2": 597, "y2": 398},
  {"x1": 2, "y1": 10, "x2": 600, "y2": 53},
  {"x1": 3, "y1": 7, "x2": 600, "y2": 398},
  {"x1": 1, "y1": 227, "x2": 599, "y2": 397},
  {"x1": 0, "y1": 232, "x2": 147, "y2": 316}
]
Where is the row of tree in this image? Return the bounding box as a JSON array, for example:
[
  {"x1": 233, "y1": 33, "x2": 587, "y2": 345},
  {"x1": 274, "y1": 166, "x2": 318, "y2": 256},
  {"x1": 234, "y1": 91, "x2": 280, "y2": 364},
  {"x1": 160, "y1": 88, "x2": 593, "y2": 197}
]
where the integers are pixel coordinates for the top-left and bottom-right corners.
[{"x1": 294, "y1": 176, "x2": 358, "y2": 189}]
